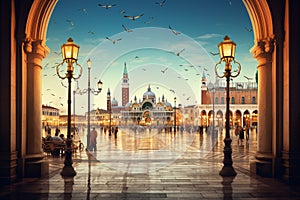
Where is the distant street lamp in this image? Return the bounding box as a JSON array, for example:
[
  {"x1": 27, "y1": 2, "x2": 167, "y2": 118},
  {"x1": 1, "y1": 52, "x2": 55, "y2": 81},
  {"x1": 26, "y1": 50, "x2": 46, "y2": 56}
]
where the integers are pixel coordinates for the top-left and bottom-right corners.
[
  {"x1": 215, "y1": 36, "x2": 241, "y2": 177},
  {"x1": 207, "y1": 82, "x2": 215, "y2": 134},
  {"x1": 174, "y1": 97, "x2": 177, "y2": 133},
  {"x1": 56, "y1": 38, "x2": 82, "y2": 177},
  {"x1": 75, "y1": 58, "x2": 103, "y2": 150}
]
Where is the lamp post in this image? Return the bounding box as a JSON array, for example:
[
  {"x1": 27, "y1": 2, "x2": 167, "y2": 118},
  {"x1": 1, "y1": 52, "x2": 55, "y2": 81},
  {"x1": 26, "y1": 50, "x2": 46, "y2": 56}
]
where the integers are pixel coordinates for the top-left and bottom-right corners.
[
  {"x1": 215, "y1": 36, "x2": 241, "y2": 177},
  {"x1": 174, "y1": 97, "x2": 177, "y2": 133},
  {"x1": 75, "y1": 59, "x2": 103, "y2": 150},
  {"x1": 56, "y1": 38, "x2": 82, "y2": 177},
  {"x1": 207, "y1": 82, "x2": 215, "y2": 134}
]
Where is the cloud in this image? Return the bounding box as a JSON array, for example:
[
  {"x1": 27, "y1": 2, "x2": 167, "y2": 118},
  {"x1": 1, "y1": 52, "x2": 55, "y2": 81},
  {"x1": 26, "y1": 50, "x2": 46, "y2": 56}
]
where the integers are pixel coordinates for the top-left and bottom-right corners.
[{"x1": 195, "y1": 33, "x2": 223, "y2": 40}]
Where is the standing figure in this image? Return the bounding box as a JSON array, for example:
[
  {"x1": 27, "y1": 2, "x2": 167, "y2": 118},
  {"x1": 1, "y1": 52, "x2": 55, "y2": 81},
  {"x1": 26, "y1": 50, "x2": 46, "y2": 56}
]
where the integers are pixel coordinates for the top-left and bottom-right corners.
[
  {"x1": 89, "y1": 127, "x2": 98, "y2": 151},
  {"x1": 114, "y1": 126, "x2": 118, "y2": 139}
]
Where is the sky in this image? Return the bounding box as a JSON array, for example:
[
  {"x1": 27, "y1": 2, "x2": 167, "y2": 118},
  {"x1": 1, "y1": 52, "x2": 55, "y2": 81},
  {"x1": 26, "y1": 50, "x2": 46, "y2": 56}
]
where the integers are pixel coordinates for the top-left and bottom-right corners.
[{"x1": 42, "y1": 0, "x2": 256, "y2": 115}]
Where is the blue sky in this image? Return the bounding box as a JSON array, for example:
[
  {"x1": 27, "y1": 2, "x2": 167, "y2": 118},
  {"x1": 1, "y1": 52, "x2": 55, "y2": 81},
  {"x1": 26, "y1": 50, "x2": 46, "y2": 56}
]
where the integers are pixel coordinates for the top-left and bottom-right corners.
[{"x1": 42, "y1": 0, "x2": 256, "y2": 115}]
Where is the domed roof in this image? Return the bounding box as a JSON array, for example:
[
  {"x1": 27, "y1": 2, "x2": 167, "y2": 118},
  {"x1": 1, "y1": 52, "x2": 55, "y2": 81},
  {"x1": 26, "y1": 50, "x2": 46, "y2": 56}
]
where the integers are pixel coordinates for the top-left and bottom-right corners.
[
  {"x1": 143, "y1": 85, "x2": 155, "y2": 99},
  {"x1": 165, "y1": 101, "x2": 172, "y2": 107},
  {"x1": 111, "y1": 97, "x2": 118, "y2": 107},
  {"x1": 125, "y1": 101, "x2": 132, "y2": 107}
]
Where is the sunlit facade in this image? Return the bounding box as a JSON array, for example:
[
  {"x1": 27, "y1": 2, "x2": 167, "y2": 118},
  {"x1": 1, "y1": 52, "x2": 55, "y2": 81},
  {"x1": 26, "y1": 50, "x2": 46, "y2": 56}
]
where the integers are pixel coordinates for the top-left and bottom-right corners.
[
  {"x1": 194, "y1": 73, "x2": 258, "y2": 128},
  {"x1": 121, "y1": 85, "x2": 175, "y2": 127}
]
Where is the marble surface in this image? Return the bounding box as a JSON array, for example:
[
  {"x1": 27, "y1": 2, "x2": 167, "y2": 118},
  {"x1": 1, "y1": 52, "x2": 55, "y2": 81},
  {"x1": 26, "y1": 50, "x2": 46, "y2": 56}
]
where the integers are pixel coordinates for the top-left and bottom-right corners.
[{"x1": 1, "y1": 128, "x2": 299, "y2": 199}]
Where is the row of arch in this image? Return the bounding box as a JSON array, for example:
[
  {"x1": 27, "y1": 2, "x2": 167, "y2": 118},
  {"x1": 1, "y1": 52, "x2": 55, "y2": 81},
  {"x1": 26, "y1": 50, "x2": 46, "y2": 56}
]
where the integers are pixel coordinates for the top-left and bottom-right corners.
[{"x1": 198, "y1": 109, "x2": 258, "y2": 127}]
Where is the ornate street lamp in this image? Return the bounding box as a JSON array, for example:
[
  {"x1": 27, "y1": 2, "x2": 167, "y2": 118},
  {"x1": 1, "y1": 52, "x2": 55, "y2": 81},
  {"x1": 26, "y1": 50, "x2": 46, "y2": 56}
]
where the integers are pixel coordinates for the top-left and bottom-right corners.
[
  {"x1": 74, "y1": 58, "x2": 102, "y2": 150},
  {"x1": 215, "y1": 36, "x2": 241, "y2": 177},
  {"x1": 56, "y1": 38, "x2": 82, "y2": 177},
  {"x1": 174, "y1": 97, "x2": 177, "y2": 133}
]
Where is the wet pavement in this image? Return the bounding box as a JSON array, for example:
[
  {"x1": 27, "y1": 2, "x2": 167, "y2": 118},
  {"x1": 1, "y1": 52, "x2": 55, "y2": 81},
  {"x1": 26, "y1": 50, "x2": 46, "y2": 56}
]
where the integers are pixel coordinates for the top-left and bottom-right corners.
[{"x1": 1, "y1": 128, "x2": 300, "y2": 199}]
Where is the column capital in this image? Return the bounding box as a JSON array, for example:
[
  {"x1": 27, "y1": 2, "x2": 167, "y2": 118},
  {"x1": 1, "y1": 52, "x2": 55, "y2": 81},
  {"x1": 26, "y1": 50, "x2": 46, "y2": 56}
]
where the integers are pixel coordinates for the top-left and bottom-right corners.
[
  {"x1": 24, "y1": 37, "x2": 50, "y2": 60},
  {"x1": 251, "y1": 35, "x2": 275, "y2": 67}
]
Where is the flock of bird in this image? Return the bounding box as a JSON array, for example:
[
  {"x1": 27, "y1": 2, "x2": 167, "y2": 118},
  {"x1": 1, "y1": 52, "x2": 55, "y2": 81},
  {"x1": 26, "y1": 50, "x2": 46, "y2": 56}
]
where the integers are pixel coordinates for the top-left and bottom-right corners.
[{"x1": 44, "y1": 0, "x2": 254, "y2": 109}]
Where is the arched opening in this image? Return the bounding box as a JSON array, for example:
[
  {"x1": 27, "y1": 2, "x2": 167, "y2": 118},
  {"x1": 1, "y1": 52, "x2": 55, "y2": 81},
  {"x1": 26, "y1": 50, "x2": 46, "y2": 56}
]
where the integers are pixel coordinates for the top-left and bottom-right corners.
[{"x1": 5, "y1": 0, "x2": 282, "y2": 182}]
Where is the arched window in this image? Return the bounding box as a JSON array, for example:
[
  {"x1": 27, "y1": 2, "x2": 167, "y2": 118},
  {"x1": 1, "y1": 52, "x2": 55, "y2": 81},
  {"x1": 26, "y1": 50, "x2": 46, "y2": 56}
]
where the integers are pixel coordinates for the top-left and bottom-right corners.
[
  {"x1": 231, "y1": 97, "x2": 235, "y2": 104},
  {"x1": 242, "y1": 96, "x2": 245, "y2": 104},
  {"x1": 221, "y1": 97, "x2": 224, "y2": 104},
  {"x1": 252, "y1": 96, "x2": 256, "y2": 104}
]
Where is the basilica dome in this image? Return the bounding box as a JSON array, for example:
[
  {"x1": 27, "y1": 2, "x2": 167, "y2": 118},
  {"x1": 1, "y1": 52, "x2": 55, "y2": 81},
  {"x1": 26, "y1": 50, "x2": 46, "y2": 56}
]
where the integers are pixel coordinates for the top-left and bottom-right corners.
[
  {"x1": 143, "y1": 85, "x2": 156, "y2": 102},
  {"x1": 111, "y1": 97, "x2": 118, "y2": 107}
]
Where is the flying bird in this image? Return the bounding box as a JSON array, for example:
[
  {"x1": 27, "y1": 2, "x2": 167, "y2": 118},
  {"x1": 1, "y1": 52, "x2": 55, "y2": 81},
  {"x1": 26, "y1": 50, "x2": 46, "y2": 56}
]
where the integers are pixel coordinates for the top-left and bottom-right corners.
[
  {"x1": 124, "y1": 14, "x2": 144, "y2": 20},
  {"x1": 120, "y1": 9, "x2": 126, "y2": 14},
  {"x1": 245, "y1": 27, "x2": 253, "y2": 32},
  {"x1": 161, "y1": 67, "x2": 168, "y2": 74},
  {"x1": 78, "y1": 8, "x2": 87, "y2": 13},
  {"x1": 210, "y1": 52, "x2": 219, "y2": 56},
  {"x1": 54, "y1": 51, "x2": 61, "y2": 56},
  {"x1": 169, "y1": 25, "x2": 181, "y2": 35},
  {"x1": 66, "y1": 20, "x2": 74, "y2": 26},
  {"x1": 155, "y1": 0, "x2": 167, "y2": 7},
  {"x1": 244, "y1": 75, "x2": 253, "y2": 80},
  {"x1": 98, "y1": 4, "x2": 116, "y2": 9},
  {"x1": 122, "y1": 24, "x2": 132, "y2": 32},
  {"x1": 176, "y1": 48, "x2": 185, "y2": 56},
  {"x1": 169, "y1": 89, "x2": 175, "y2": 93},
  {"x1": 88, "y1": 31, "x2": 95, "y2": 35},
  {"x1": 105, "y1": 37, "x2": 122, "y2": 44},
  {"x1": 61, "y1": 81, "x2": 67, "y2": 88}
]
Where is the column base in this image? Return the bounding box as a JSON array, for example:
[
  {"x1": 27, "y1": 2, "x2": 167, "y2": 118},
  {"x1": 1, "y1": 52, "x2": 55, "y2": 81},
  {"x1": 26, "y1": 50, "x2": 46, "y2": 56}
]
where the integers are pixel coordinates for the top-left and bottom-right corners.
[
  {"x1": 281, "y1": 151, "x2": 300, "y2": 184},
  {"x1": 250, "y1": 152, "x2": 273, "y2": 177},
  {"x1": 24, "y1": 154, "x2": 49, "y2": 178},
  {"x1": 0, "y1": 151, "x2": 18, "y2": 185}
]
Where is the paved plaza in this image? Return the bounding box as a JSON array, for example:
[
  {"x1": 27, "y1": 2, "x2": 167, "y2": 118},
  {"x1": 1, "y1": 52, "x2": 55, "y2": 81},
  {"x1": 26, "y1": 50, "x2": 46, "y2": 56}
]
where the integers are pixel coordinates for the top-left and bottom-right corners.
[{"x1": 1, "y1": 128, "x2": 300, "y2": 199}]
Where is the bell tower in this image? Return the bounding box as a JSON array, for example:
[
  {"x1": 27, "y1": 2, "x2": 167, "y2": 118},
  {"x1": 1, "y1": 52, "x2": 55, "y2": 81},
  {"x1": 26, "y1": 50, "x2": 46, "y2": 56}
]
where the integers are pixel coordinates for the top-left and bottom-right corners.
[{"x1": 122, "y1": 62, "x2": 129, "y2": 106}]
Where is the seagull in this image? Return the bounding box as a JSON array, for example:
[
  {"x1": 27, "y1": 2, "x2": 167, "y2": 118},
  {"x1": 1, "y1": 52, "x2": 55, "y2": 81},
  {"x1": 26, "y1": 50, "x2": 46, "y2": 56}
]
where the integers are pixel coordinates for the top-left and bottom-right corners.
[
  {"x1": 120, "y1": 9, "x2": 126, "y2": 14},
  {"x1": 61, "y1": 81, "x2": 67, "y2": 88},
  {"x1": 161, "y1": 67, "x2": 168, "y2": 73},
  {"x1": 176, "y1": 48, "x2": 185, "y2": 56},
  {"x1": 155, "y1": 0, "x2": 167, "y2": 7},
  {"x1": 66, "y1": 20, "x2": 74, "y2": 26},
  {"x1": 244, "y1": 75, "x2": 253, "y2": 80},
  {"x1": 169, "y1": 25, "x2": 181, "y2": 35},
  {"x1": 186, "y1": 96, "x2": 191, "y2": 100},
  {"x1": 245, "y1": 27, "x2": 253, "y2": 32},
  {"x1": 210, "y1": 52, "x2": 219, "y2": 56},
  {"x1": 78, "y1": 8, "x2": 87, "y2": 13},
  {"x1": 124, "y1": 14, "x2": 144, "y2": 20},
  {"x1": 54, "y1": 51, "x2": 61, "y2": 56},
  {"x1": 122, "y1": 24, "x2": 132, "y2": 32},
  {"x1": 169, "y1": 89, "x2": 175, "y2": 93},
  {"x1": 105, "y1": 37, "x2": 122, "y2": 44},
  {"x1": 98, "y1": 4, "x2": 116, "y2": 9},
  {"x1": 88, "y1": 31, "x2": 95, "y2": 35}
]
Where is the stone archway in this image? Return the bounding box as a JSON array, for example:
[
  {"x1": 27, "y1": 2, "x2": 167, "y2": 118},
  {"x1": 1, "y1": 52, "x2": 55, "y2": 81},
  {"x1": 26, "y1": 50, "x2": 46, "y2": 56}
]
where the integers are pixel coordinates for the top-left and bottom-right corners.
[{"x1": 3, "y1": 0, "x2": 282, "y2": 182}]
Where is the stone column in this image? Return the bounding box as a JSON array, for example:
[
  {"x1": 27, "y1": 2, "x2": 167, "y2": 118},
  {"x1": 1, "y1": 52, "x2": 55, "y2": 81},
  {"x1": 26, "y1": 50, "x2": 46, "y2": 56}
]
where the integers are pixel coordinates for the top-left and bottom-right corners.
[
  {"x1": 24, "y1": 38, "x2": 49, "y2": 177},
  {"x1": 250, "y1": 37, "x2": 275, "y2": 177}
]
